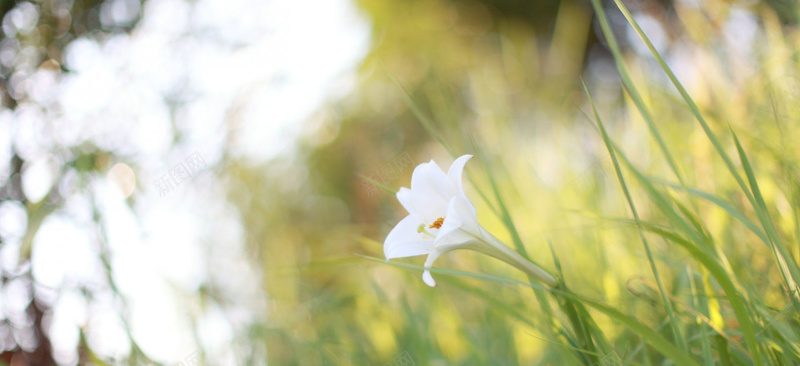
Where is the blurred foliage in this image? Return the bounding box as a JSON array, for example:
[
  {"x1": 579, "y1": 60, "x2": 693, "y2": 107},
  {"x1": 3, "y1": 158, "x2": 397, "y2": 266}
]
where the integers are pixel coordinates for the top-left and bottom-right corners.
[
  {"x1": 0, "y1": 0, "x2": 145, "y2": 363},
  {"x1": 257, "y1": 0, "x2": 800, "y2": 365},
  {"x1": 2, "y1": 0, "x2": 800, "y2": 364},
  {"x1": 0, "y1": 0, "x2": 142, "y2": 108}
]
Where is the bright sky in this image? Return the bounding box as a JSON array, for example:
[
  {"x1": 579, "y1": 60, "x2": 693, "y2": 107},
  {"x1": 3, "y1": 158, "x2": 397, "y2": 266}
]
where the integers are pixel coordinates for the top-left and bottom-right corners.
[{"x1": 0, "y1": 0, "x2": 369, "y2": 363}]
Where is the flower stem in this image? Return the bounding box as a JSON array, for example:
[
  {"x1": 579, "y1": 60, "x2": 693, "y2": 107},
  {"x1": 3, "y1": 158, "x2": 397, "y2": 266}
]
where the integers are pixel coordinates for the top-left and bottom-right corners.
[{"x1": 477, "y1": 228, "x2": 558, "y2": 288}]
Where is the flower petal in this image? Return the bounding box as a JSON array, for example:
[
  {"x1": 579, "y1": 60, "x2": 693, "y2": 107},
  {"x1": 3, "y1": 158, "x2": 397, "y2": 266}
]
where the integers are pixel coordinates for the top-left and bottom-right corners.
[
  {"x1": 410, "y1": 160, "x2": 455, "y2": 223},
  {"x1": 396, "y1": 187, "x2": 414, "y2": 214},
  {"x1": 422, "y1": 249, "x2": 443, "y2": 287},
  {"x1": 386, "y1": 239, "x2": 434, "y2": 258},
  {"x1": 384, "y1": 214, "x2": 434, "y2": 259},
  {"x1": 436, "y1": 195, "x2": 481, "y2": 248},
  {"x1": 447, "y1": 154, "x2": 472, "y2": 195},
  {"x1": 422, "y1": 270, "x2": 437, "y2": 287}
]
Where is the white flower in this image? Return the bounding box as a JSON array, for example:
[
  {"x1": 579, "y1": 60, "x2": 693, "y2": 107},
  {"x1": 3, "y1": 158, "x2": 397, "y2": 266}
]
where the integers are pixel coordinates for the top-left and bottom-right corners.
[{"x1": 384, "y1": 154, "x2": 556, "y2": 288}]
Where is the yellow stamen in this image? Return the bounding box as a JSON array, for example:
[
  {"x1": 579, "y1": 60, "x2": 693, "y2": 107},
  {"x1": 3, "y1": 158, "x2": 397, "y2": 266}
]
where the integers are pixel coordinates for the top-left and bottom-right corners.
[{"x1": 429, "y1": 217, "x2": 444, "y2": 229}]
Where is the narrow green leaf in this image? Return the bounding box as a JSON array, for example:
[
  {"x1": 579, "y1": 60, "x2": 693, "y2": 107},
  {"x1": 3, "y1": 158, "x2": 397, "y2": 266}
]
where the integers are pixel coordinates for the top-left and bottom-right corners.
[
  {"x1": 623, "y1": 221, "x2": 761, "y2": 362},
  {"x1": 656, "y1": 180, "x2": 770, "y2": 246},
  {"x1": 583, "y1": 81, "x2": 687, "y2": 352},
  {"x1": 581, "y1": 85, "x2": 762, "y2": 362},
  {"x1": 732, "y1": 130, "x2": 800, "y2": 320},
  {"x1": 715, "y1": 335, "x2": 734, "y2": 366},
  {"x1": 609, "y1": 0, "x2": 757, "y2": 210},
  {"x1": 361, "y1": 254, "x2": 702, "y2": 366}
]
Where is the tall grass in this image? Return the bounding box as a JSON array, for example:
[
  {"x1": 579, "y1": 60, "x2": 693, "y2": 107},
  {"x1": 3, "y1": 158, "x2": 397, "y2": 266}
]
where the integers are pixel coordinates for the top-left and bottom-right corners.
[
  {"x1": 258, "y1": 1, "x2": 800, "y2": 364},
  {"x1": 382, "y1": 1, "x2": 800, "y2": 364}
]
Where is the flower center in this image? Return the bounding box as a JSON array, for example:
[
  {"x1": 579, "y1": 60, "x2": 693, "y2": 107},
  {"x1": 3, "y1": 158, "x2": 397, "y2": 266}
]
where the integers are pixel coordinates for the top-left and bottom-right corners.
[{"x1": 429, "y1": 217, "x2": 445, "y2": 229}]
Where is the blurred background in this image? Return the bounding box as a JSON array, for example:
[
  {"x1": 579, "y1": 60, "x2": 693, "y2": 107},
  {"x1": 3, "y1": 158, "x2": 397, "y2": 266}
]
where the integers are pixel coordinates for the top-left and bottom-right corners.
[{"x1": 1, "y1": 0, "x2": 800, "y2": 364}]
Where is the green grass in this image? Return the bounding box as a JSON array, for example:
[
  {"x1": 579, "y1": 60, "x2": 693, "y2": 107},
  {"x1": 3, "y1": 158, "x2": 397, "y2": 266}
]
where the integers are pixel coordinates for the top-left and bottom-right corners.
[{"x1": 262, "y1": 1, "x2": 800, "y2": 364}]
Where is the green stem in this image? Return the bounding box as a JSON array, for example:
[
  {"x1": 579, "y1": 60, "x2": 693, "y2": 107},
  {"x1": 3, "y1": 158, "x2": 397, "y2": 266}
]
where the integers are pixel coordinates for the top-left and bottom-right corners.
[{"x1": 477, "y1": 227, "x2": 558, "y2": 287}]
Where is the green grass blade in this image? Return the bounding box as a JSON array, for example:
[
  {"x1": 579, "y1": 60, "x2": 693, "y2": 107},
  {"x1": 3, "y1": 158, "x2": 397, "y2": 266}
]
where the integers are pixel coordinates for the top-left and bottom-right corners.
[
  {"x1": 582, "y1": 85, "x2": 763, "y2": 362},
  {"x1": 656, "y1": 180, "x2": 770, "y2": 246},
  {"x1": 688, "y1": 266, "x2": 715, "y2": 365},
  {"x1": 616, "y1": 0, "x2": 800, "y2": 311},
  {"x1": 583, "y1": 81, "x2": 687, "y2": 352},
  {"x1": 550, "y1": 243, "x2": 601, "y2": 365},
  {"x1": 587, "y1": 0, "x2": 713, "y2": 251},
  {"x1": 361, "y1": 254, "x2": 701, "y2": 366},
  {"x1": 468, "y1": 141, "x2": 585, "y2": 361},
  {"x1": 731, "y1": 131, "x2": 800, "y2": 311},
  {"x1": 569, "y1": 294, "x2": 702, "y2": 366},
  {"x1": 618, "y1": 154, "x2": 765, "y2": 363},
  {"x1": 715, "y1": 335, "x2": 734, "y2": 366},
  {"x1": 609, "y1": 0, "x2": 756, "y2": 209},
  {"x1": 587, "y1": 0, "x2": 687, "y2": 191},
  {"x1": 623, "y1": 221, "x2": 762, "y2": 362},
  {"x1": 471, "y1": 141, "x2": 529, "y2": 258}
]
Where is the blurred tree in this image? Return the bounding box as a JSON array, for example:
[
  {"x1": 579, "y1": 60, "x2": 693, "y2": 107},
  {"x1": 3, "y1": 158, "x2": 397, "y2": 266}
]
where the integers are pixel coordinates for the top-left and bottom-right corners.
[{"x1": 0, "y1": 0, "x2": 144, "y2": 364}]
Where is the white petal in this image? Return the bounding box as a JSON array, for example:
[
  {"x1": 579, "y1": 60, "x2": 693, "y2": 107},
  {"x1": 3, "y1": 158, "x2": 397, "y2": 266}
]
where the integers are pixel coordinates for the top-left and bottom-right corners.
[
  {"x1": 436, "y1": 226, "x2": 477, "y2": 248},
  {"x1": 410, "y1": 160, "x2": 454, "y2": 223},
  {"x1": 447, "y1": 155, "x2": 472, "y2": 195},
  {"x1": 396, "y1": 187, "x2": 414, "y2": 214},
  {"x1": 422, "y1": 270, "x2": 437, "y2": 287},
  {"x1": 436, "y1": 195, "x2": 481, "y2": 248},
  {"x1": 384, "y1": 214, "x2": 433, "y2": 259},
  {"x1": 422, "y1": 250, "x2": 443, "y2": 287},
  {"x1": 386, "y1": 239, "x2": 434, "y2": 258}
]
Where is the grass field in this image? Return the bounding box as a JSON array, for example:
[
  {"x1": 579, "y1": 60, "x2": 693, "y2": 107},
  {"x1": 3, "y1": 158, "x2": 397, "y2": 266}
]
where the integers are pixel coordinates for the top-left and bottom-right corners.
[{"x1": 253, "y1": 1, "x2": 800, "y2": 365}]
